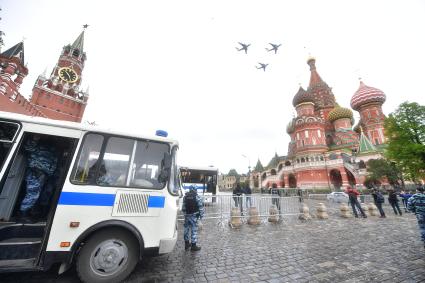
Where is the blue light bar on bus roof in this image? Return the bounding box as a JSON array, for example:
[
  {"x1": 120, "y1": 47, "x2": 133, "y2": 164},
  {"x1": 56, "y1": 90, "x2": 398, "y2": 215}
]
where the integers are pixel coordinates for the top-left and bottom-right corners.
[{"x1": 155, "y1": 130, "x2": 168, "y2": 137}]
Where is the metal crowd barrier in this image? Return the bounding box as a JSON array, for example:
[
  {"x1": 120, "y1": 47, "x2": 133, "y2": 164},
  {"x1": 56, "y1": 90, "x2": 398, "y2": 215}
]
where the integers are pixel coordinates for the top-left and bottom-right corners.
[
  {"x1": 178, "y1": 194, "x2": 303, "y2": 221},
  {"x1": 178, "y1": 193, "x2": 408, "y2": 222}
]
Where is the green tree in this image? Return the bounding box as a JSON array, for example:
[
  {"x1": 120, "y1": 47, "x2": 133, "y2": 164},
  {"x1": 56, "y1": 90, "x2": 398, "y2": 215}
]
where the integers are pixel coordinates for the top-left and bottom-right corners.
[
  {"x1": 365, "y1": 159, "x2": 401, "y2": 186},
  {"x1": 384, "y1": 101, "x2": 425, "y2": 181}
]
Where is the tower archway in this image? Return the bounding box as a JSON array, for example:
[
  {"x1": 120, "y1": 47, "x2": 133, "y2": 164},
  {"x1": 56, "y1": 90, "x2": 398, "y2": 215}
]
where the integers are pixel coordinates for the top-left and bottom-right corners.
[
  {"x1": 288, "y1": 173, "x2": 297, "y2": 188},
  {"x1": 329, "y1": 169, "x2": 342, "y2": 190},
  {"x1": 280, "y1": 174, "x2": 285, "y2": 188}
]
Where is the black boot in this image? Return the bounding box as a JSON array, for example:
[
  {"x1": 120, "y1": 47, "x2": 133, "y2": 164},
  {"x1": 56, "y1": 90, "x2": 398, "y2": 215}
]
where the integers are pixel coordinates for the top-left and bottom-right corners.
[
  {"x1": 184, "y1": 241, "x2": 190, "y2": 250},
  {"x1": 191, "y1": 243, "x2": 201, "y2": 251}
]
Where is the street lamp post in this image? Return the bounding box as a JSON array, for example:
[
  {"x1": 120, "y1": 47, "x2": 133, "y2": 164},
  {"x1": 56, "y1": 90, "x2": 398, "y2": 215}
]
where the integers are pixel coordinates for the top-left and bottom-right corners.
[{"x1": 242, "y1": 154, "x2": 251, "y2": 174}]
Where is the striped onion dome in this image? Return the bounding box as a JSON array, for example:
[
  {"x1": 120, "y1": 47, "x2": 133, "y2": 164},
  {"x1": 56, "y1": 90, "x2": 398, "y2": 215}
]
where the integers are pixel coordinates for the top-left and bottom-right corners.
[
  {"x1": 292, "y1": 86, "x2": 314, "y2": 107},
  {"x1": 286, "y1": 118, "x2": 296, "y2": 134},
  {"x1": 351, "y1": 81, "x2": 386, "y2": 111},
  {"x1": 328, "y1": 105, "x2": 353, "y2": 122}
]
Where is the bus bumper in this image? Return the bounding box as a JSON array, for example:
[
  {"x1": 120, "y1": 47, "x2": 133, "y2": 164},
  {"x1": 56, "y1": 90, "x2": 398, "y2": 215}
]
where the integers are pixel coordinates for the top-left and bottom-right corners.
[{"x1": 158, "y1": 229, "x2": 177, "y2": 254}]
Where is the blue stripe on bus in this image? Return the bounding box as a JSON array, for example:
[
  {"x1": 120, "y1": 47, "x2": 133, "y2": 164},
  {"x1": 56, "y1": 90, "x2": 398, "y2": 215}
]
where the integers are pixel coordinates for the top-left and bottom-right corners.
[
  {"x1": 58, "y1": 192, "x2": 166, "y2": 208},
  {"x1": 58, "y1": 192, "x2": 115, "y2": 206},
  {"x1": 148, "y1": 196, "x2": 165, "y2": 208}
]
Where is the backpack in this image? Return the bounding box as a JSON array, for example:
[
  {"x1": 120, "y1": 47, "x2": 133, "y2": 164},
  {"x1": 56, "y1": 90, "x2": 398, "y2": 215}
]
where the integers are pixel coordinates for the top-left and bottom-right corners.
[
  {"x1": 376, "y1": 192, "x2": 385, "y2": 203},
  {"x1": 184, "y1": 191, "x2": 199, "y2": 214}
]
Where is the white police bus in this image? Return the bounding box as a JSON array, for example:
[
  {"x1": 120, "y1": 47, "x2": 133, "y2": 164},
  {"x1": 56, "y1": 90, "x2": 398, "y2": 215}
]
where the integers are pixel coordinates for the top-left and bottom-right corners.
[
  {"x1": 180, "y1": 166, "x2": 218, "y2": 203},
  {"x1": 0, "y1": 112, "x2": 180, "y2": 283}
]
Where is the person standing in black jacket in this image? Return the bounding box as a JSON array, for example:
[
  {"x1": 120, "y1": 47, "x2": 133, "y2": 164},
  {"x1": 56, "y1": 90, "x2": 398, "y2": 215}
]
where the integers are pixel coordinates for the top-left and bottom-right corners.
[
  {"x1": 371, "y1": 189, "x2": 386, "y2": 218},
  {"x1": 388, "y1": 188, "x2": 402, "y2": 215},
  {"x1": 270, "y1": 183, "x2": 281, "y2": 212},
  {"x1": 244, "y1": 184, "x2": 252, "y2": 208},
  {"x1": 232, "y1": 183, "x2": 243, "y2": 213}
]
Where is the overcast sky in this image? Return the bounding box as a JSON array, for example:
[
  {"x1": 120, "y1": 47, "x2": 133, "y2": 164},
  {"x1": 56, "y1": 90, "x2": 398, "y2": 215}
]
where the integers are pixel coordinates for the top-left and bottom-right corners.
[{"x1": 2, "y1": 0, "x2": 425, "y2": 174}]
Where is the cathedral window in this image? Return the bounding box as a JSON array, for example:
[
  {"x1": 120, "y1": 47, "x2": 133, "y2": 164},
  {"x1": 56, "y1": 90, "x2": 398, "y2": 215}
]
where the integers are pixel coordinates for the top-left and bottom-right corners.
[
  {"x1": 317, "y1": 130, "x2": 321, "y2": 137},
  {"x1": 305, "y1": 130, "x2": 309, "y2": 138},
  {"x1": 296, "y1": 133, "x2": 300, "y2": 140},
  {"x1": 302, "y1": 140, "x2": 305, "y2": 147}
]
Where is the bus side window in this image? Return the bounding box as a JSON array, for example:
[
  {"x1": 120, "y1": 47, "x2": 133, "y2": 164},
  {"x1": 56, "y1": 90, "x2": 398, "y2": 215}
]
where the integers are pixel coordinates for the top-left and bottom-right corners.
[
  {"x1": 0, "y1": 121, "x2": 20, "y2": 174},
  {"x1": 71, "y1": 134, "x2": 104, "y2": 184},
  {"x1": 96, "y1": 137, "x2": 133, "y2": 186},
  {"x1": 130, "y1": 140, "x2": 169, "y2": 189}
]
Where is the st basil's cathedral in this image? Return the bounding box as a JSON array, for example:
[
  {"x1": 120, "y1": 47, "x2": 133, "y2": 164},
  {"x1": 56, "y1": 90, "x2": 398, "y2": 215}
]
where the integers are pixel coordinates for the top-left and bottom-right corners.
[{"x1": 251, "y1": 57, "x2": 387, "y2": 191}]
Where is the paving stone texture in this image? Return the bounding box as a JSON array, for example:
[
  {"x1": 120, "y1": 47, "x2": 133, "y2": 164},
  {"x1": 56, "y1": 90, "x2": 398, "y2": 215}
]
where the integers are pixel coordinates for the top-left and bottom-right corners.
[{"x1": 1, "y1": 203, "x2": 424, "y2": 282}]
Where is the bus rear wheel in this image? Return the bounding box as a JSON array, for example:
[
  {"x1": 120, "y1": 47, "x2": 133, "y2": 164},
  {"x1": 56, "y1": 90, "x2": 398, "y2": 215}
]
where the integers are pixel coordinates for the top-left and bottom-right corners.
[{"x1": 76, "y1": 228, "x2": 139, "y2": 283}]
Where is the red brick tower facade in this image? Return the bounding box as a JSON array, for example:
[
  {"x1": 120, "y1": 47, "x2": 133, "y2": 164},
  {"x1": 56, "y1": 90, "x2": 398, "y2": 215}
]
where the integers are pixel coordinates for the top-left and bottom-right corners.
[
  {"x1": 31, "y1": 30, "x2": 89, "y2": 122},
  {"x1": 0, "y1": 42, "x2": 45, "y2": 117}
]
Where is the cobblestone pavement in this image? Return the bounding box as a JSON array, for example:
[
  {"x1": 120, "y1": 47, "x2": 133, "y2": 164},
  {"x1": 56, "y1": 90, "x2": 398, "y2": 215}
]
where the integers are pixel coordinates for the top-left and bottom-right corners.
[{"x1": 1, "y1": 207, "x2": 424, "y2": 283}]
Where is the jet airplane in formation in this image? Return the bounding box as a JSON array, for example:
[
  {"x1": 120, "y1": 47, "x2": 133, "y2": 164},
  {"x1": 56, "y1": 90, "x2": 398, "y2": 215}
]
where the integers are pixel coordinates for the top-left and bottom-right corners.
[
  {"x1": 235, "y1": 42, "x2": 251, "y2": 54},
  {"x1": 256, "y1": 63, "x2": 268, "y2": 72},
  {"x1": 266, "y1": 43, "x2": 282, "y2": 54}
]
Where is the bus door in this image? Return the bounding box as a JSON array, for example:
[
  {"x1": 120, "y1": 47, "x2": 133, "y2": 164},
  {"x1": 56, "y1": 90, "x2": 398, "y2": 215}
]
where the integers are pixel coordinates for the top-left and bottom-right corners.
[{"x1": 0, "y1": 130, "x2": 77, "y2": 270}]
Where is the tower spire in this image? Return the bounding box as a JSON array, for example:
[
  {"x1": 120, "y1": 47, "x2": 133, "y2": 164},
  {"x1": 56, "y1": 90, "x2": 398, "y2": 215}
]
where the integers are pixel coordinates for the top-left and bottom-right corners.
[
  {"x1": 71, "y1": 30, "x2": 85, "y2": 53},
  {"x1": 1, "y1": 41, "x2": 25, "y2": 64},
  {"x1": 358, "y1": 128, "x2": 376, "y2": 154},
  {"x1": 307, "y1": 56, "x2": 324, "y2": 87}
]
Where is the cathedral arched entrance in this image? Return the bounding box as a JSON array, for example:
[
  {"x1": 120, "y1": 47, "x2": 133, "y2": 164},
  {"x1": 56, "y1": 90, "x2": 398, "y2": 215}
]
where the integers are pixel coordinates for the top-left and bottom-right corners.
[
  {"x1": 280, "y1": 174, "x2": 285, "y2": 188},
  {"x1": 288, "y1": 174, "x2": 297, "y2": 188},
  {"x1": 329, "y1": 169, "x2": 342, "y2": 191}
]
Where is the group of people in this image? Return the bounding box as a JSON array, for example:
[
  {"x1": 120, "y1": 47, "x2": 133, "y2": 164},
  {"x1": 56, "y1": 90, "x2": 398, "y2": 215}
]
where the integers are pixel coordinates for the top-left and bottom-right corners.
[
  {"x1": 346, "y1": 185, "x2": 425, "y2": 248},
  {"x1": 182, "y1": 183, "x2": 425, "y2": 252}
]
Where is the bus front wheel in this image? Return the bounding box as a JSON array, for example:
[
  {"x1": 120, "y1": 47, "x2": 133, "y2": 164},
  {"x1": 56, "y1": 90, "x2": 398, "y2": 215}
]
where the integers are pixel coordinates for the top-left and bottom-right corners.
[{"x1": 76, "y1": 228, "x2": 139, "y2": 283}]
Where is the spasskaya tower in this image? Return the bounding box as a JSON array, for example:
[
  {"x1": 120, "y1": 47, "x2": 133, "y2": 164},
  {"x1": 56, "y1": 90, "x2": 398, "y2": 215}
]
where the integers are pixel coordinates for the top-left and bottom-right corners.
[{"x1": 30, "y1": 27, "x2": 89, "y2": 122}]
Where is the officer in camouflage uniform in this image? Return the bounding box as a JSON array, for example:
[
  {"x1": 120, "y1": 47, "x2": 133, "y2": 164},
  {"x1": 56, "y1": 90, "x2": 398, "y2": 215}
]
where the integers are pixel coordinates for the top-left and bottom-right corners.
[
  {"x1": 182, "y1": 186, "x2": 204, "y2": 251},
  {"x1": 20, "y1": 135, "x2": 58, "y2": 218},
  {"x1": 407, "y1": 186, "x2": 425, "y2": 248}
]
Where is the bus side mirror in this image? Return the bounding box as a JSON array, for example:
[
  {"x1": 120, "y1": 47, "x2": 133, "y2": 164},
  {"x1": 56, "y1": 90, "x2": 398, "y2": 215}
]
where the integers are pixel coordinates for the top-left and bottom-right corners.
[{"x1": 158, "y1": 152, "x2": 172, "y2": 183}]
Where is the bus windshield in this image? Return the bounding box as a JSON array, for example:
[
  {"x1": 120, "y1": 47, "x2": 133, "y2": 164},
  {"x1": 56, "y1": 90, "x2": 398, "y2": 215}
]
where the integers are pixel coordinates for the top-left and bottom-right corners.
[{"x1": 180, "y1": 167, "x2": 218, "y2": 195}]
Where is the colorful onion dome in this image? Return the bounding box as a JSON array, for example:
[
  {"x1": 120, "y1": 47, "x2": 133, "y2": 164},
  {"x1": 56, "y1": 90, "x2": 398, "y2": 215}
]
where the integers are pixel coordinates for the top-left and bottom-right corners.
[
  {"x1": 286, "y1": 118, "x2": 296, "y2": 134},
  {"x1": 328, "y1": 104, "x2": 353, "y2": 122},
  {"x1": 351, "y1": 81, "x2": 386, "y2": 111},
  {"x1": 292, "y1": 86, "x2": 314, "y2": 107}
]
